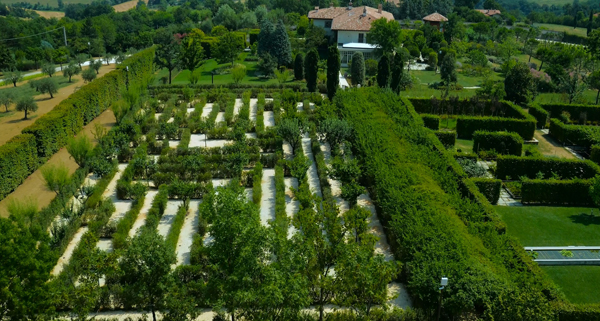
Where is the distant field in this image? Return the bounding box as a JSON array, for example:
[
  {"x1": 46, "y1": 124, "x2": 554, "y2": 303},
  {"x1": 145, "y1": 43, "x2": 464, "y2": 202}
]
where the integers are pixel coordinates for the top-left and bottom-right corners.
[
  {"x1": 529, "y1": 0, "x2": 572, "y2": 5},
  {"x1": 113, "y1": 0, "x2": 146, "y2": 12},
  {"x1": 534, "y1": 23, "x2": 588, "y2": 37},
  {"x1": 33, "y1": 10, "x2": 65, "y2": 18},
  {"x1": 2, "y1": 0, "x2": 90, "y2": 6}
]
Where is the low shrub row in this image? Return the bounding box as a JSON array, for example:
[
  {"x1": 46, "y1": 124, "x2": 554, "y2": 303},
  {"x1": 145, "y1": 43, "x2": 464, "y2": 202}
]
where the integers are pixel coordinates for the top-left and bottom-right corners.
[
  {"x1": 256, "y1": 93, "x2": 265, "y2": 135},
  {"x1": 310, "y1": 131, "x2": 336, "y2": 208},
  {"x1": 473, "y1": 131, "x2": 523, "y2": 156},
  {"x1": 252, "y1": 162, "x2": 263, "y2": 205},
  {"x1": 421, "y1": 114, "x2": 440, "y2": 130},
  {"x1": 165, "y1": 203, "x2": 189, "y2": 250},
  {"x1": 0, "y1": 134, "x2": 40, "y2": 199},
  {"x1": 456, "y1": 115, "x2": 536, "y2": 140},
  {"x1": 144, "y1": 184, "x2": 170, "y2": 230},
  {"x1": 112, "y1": 192, "x2": 146, "y2": 250},
  {"x1": 273, "y1": 164, "x2": 288, "y2": 239},
  {"x1": 434, "y1": 131, "x2": 456, "y2": 149},
  {"x1": 549, "y1": 118, "x2": 600, "y2": 148},
  {"x1": 495, "y1": 155, "x2": 600, "y2": 180},
  {"x1": 553, "y1": 302, "x2": 600, "y2": 321},
  {"x1": 470, "y1": 178, "x2": 502, "y2": 205},
  {"x1": 528, "y1": 104, "x2": 550, "y2": 128},
  {"x1": 521, "y1": 179, "x2": 593, "y2": 206}
]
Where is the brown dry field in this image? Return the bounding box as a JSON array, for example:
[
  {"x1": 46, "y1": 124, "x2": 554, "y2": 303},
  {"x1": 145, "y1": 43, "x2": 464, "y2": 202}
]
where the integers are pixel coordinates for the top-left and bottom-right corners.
[
  {"x1": 113, "y1": 0, "x2": 147, "y2": 12},
  {"x1": 0, "y1": 63, "x2": 116, "y2": 147},
  {"x1": 0, "y1": 108, "x2": 116, "y2": 217},
  {"x1": 33, "y1": 10, "x2": 65, "y2": 18}
]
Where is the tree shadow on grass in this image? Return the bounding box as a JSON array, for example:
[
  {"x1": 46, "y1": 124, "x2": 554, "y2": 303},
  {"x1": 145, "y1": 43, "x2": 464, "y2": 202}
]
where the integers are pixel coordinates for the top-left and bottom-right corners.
[{"x1": 569, "y1": 212, "x2": 600, "y2": 226}]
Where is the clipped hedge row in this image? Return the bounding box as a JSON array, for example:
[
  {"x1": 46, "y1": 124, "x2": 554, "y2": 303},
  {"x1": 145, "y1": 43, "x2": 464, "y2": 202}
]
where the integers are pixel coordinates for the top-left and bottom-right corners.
[
  {"x1": 522, "y1": 179, "x2": 593, "y2": 205},
  {"x1": 470, "y1": 178, "x2": 501, "y2": 205},
  {"x1": 112, "y1": 192, "x2": 146, "y2": 250},
  {"x1": 592, "y1": 144, "x2": 600, "y2": 164},
  {"x1": 496, "y1": 155, "x2": 600, "y2": 180},
  {"x1": 549, "y1": 118, "x2": 600, "y2": 148},
  {"x1": 540, "y1": 102, "x2": 600, "y2": 123},
  {"x1": 473, "y1": 131, "x2": 523, "y2": 156},
  {"x1": 528, "y1": 104, "x2": 550, "y2": 128},
  {"x1": 0, "y1": 134, "x2": 39, "y2": 199},
  {"x1": 434, "y1": 131, "x2": 456, "y2": 148},
  {"x1": 456, "y1": 116, "x2": 536, "y2": 140},
  {"x1": 554, "y1": 302, "x2": 600, "y2": 321},
  {"x1": 421, "y1": 114, "x2": 440, "y2": 130}
]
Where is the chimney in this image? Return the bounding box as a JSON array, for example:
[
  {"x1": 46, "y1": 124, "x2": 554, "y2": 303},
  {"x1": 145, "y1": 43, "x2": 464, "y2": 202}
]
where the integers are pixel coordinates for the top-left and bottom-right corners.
[
  {"x1": 330, "y1": 2, "x2": 334, "y2": 7},
  {"x1": 378, "y1": 3, "x2": 383, "y2": 13},
  {"x1": 348, "y1": 1, "x2": 352, "y2": 10},
  {"x1": 315, "y1": 6, "x2": 319, "y2": 11},
  {"x1": 362, "y1": 7, "x2": 367, "y2": 16}
]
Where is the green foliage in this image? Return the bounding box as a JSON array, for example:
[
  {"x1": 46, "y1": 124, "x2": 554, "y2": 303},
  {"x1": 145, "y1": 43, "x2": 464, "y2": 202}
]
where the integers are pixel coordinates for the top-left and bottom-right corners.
[
  {"x1": 495, "y1": 155, "x2": 600, "y2": 180},
  {"x1": 457, "y1": 115, "x2": 535, "y2": 140},
  {"x1": 365, "y1": 59, "x2": 378, "y2": 77},
  {"x1": 327, "y1": 46, "x2": 340, "y2": 99},
  {"x1": 180, "y1": 30, "x2": 205, "y2": 72},
  {"x1": 112, "y1": 192, "x2": 146, "y2": 250},
  {"x1": 30, "y1": 77, "x2": 59, "y2": 98},
  {"x1": 318, "y1": 118, "x2": 352, "y2": 154},
  {"x1": 0, "y1": 134, "x2": 38, "y2": 200},
  {"x1": 294, "y1": 53, "x2": 304, "y2": 81},
  {"x1": 154, "y1": 29, "x2": 180, "y2": 84},
  {"x1": 305, "y1": 49, "x2": 319, "y2": 92},
  {"x1": 350, "y1": 52, "x2": 365, "y2": 87},
  {"x1": 554, "y1": 302, "x2": 600, "y2": 320},
  {"x1": 528, "y1": 104, "x2": 549, "y2": 128},
  {"x1": 257, "y1": 53, "x2": 277, "y2": 78},
  {"x1": 434, "y1": 130, "x2": 456, "y2": 148},
  {"x1": 231, "y1": 64, "x2": 247, "y2": 84},
  {"x1": 62, "y1": 62, "x2": 80, "y2": 82},
  {"x1": 549, "y1": 118, "x2": 600, "y2": 148},
  {"x1": 377, "y1": 54, "x2": 390, "y2": 88},
  {"x1": 81, "y1": 67, "x2": 97, "y2": 83},
  {"x1": 440, "y1": 52, "x2": 457, "y2": 86},
  {"x1": 15, "y1": 95, "x2": 38, "y2": 119},
  {"x1": 0, "y1": 90, "x2": 14, "y2": 112},
  {"x1": 66, "y1": 135, "x2": 93, "y2": 167},
  {"x1": 214, "y1": 31, "x2": 243, "y2": 66},
  {"x1": 470, "y1": 178, "x2": 501, "y2": 204},
  {"x1": 540, "y1": 102, "x2": 600, "y2": 124},
  {"x1": 41, "y1": 163, "x2": 71, "y2": 195},
  {"x1": 522, "y1": 179, "x2": 593, "y2": 206},
  {"x1": 3, "y1": 69, "x2": 23, "y2": 87},
  {"x1": 277, "y1": 117, "x2": 304, "y2": 153},
  {"x1": 367, "y1": 18, "x2": 403, "y2": 54},
  {"x1": 421, "y1": 114, "x2": 440, "y2": 130},
  {"x1": 290, "y1": 152, "x2": 311, "y2": 181},
  {"x1": 252, "y1": 162, "x2": 263, "y2": 205},
  {"x1": 473, "y1": 131, "x2": 524, "y2": 156},
  {"x1": 91, "y1": 60, "x2": 102, "y2": 74},
  {"x1": 275, "y1": 68, "x2": 290, "y2": 84},
  {"x1": 42, "y1": 63, "x2": 56, "y2": 77},
  {"x1": 165, "y1": 203, "x2": 189, "y2": 250},
  {"x1": 505, "y1": 62, "x2": 535, "y2": 105},
  {"x1": 6, "y1": 197, "x2": 38, "y2": 222}
]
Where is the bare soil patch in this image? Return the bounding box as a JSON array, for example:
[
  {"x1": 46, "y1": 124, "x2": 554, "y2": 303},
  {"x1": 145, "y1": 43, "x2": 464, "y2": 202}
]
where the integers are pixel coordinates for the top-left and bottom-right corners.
[{"x1": 113, "y1": 0, "x2": 147, "y2": 12}]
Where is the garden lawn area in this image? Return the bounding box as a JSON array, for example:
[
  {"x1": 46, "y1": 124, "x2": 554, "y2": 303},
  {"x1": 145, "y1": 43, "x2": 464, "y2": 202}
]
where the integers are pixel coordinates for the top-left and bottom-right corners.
[
  {"x1": 496, "y1": 206, "x2": 600, "y2": 246},
  {"x1": 403, "y1": 84, "x2": 477, "y2": 99},
  {"x1": 535, "y1": 89, "x2": 600, "y2": 105},
  {"x1": 0, "y1": 76, "x2": 77, "y2": 99},
  {"x1": 533, "y1": 23, "x2": 588, "y2": 37},
  {"x1": 455, "y1": 139, "x2": 473, "y2": 153},
  {"x1": 542, "y1": 266, "x2": 600, "y2": 304},
  {"x1": 411, "y1": 69, "x2": 503, "y2": 87}
]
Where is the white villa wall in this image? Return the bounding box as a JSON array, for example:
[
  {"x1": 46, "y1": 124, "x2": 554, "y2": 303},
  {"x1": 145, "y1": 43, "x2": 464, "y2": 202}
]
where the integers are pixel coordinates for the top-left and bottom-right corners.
[
  {"x1": 337, "y1": 30, "x2": 367, "y2": 45},
  {"x1": 312, "y1": 19, "x2": 334, "y2": 36}
]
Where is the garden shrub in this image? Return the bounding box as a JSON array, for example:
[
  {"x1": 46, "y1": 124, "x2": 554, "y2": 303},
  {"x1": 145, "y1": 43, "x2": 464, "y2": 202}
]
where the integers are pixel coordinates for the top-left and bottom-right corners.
[
  {"x1": 528, "y1": 104, "x2": 549, "y2": 128},
  {"x1": 540, "y1": 103, "x2": 600, "y2": 123},
  {"x1": 165, "y1": 203, "x2": 189, "y2": 250},
  {"x1": 553, "y1": 302, "x2": 600, "y2": 321},
  {"x1": 0, "y1": 134, "x2": 39, "y2": 199},
  {"x1": 549, "y1": 118, "x2": 600, "y2": 148},
  {"x1": 470, "y1": 178, "x2": 501, "y2": 205},
  {"x1": 112, "y1": 192, "x2": 146, "y2": 250},
  {"x1": 522, "y1": 179, "x2": 593, "y2": 206},
  {"x1": 495, "y1": 155, "x2": 600, "y2": 180},
  {"x1": 421, "y1": 114, "x2": 440, "y2": 130},
  {"x1": 473, "y1": 131, "x2": 523, "y2": 156},
  {"x1": 592, "y1": 145, "x2": 600, "y2": 165},
  {"x1": 456, "y1": 116, "x2": 536, "y2": 140},
  {"x1": 434, "y1": 131, "x2": 456, "y2": 149}
]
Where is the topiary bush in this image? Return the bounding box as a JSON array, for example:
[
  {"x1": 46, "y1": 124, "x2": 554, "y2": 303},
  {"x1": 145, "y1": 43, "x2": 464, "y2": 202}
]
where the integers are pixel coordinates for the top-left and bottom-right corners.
[{"x1": 473, "y1": 131, "x2": 523, "y2": 156}]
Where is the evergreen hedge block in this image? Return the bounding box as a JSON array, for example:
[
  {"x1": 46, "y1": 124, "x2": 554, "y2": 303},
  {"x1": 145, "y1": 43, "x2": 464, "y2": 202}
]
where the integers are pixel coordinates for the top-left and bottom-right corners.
[
  {"x1": 470, "y1": 178, "x2": 501, "y2": 205},
  {"x1": 554, "y1": 302, "x2": 600, "y2": 321},
  {"x1": 421, "y1": 114, "x2": 440, "y2": 130},
  {"x1": 434, "y1": 131, "x2": 456, "y2": 148},
  {"x1": 456, "y1": 116, "x2": 536, "y2": 140},
  {"x1": 522, "y1": 179, "x2": 593, "y2": 205},
  {"x1": 0, "y1": 134, "x2": 40, "y2": 199},
  {"x1": 528, "y1": 104, "x2": 549, "y2": 128},
  {"x1": 592, "y1": 144, "x2": 600, "y2": 165},
  {"x1": 549, "y1": 118, "x2": 600, "y2": 148},
  {"x1": 540, "y1": 102, "x2": 600, "y2": 123},
  {"x1": 496, "y1": 155, "x2": 600, "y2": 180},
  {"x1": 473, "y1": 131, "x2": 523, "y2": 156}
]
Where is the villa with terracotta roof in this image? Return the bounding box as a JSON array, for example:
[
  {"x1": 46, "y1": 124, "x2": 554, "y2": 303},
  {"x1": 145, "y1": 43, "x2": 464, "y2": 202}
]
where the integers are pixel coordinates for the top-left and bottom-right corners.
[
  {"x1": 475, "y1": 9, "x2": 502, "y2": 17},
  {"x1": 422, "y1": 12, "x2": 448, "y2": 30},
  {"x1": 308, "y1": 2, "x2": 395, "y2": 65}
]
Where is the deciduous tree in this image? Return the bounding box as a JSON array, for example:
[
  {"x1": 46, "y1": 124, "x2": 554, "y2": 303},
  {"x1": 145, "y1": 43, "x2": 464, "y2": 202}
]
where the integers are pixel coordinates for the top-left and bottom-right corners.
[
  {"x1": 82, "y1": 67, "x2": 97, "y2": 83},
  {"x1": 154, "y1": 30, "x2": 180, "y2": 84},
  {"x1": 180, "y1": 29, "x2": 205, "y2": 73},
  {"x1": 277, "y1": 117, "x2": 304, "y2": 154},
  {"x1": 367, "y1": 18, "x2": 403, "y2": 55},
  {"x1": 41, "y1": 163, "x2": 71, "y2": 195},
  {"x1": 63, "y1": 62, "x2": 80, "y2": 82},
  {"x1": 214, "y1": 31, "x2": 242, "y2": 66},
  {"x1": 30, "y1": 77, "x2": 58, "y2": 98},
  {"x1": 3, "y1": 69, "x2": 23, "y2": 87},
  {"x1": 67, "y1": 135, "x2": 94, "y2": 167},
  {"x1": 0, "y1": 90, "x2": 14, "y2": 112},
  {"x1": 42, "y1": 63, "x2": 56, "y2": 77},
  {"x1": 504, "y1": 62, "x2": 535, "y2": 105},
  {"x1": 15, "y1": 96, "x2": 38, "y2": 119}
]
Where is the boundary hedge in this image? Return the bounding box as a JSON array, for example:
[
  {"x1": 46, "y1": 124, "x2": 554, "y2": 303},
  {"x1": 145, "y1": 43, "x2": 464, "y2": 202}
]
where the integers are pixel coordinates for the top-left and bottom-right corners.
[
  {"x1": 496, "y1": 155, "x2": 600, "y2": 180},
  {"x1": 528, "y1": 104, "x2": 550, "y2": 128},
  {"x1": 434, "y1": 131, "x2": 456, "y2": 148},
  {"x1": 421, "y1": 114, "x2": 440, "y2": 130},
  {"x1": 549, "y1": 118, "x2": 600, "y2": 148},
  {"x1": 470, "y1": 178, "x2": 502, "y2": 205},
  {"x1": 540, "y1": 103, "x2": 600, "y2": 123},
  {"x1": 522, "y1": 179, "x2": 593, "y2": 205},
  {"x1": 0, "y1": 134, "x2": 39, "y2": 199}
]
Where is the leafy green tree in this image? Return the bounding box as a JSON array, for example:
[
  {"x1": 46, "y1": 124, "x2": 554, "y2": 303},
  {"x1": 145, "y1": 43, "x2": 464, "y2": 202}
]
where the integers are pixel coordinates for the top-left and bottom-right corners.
[
  {"x1": 203, "y1": 185, "x2": 270, "y2": 321},
  {"x1": 42, "y1": 63, "x2": 56, "y2": 77},
  {"x1": 428, "y1": 51, "x2": 438, "y2": 72},
  {"x1": 327, "y1": 46, "x2": 340, "y2": 99},
  {"x1": 15, "y1": 96, "x2": 38, "y2": 120},
  {"x1": 367, "y1": 18, "x2": 403, "y2": 55},
  {"x1": 350, "y1": 52, "x2": 365, "y2": 87},
  {"x1": 305, "y1": 24, "x2": 327, "y2": 50},
  {"x1": 231, "y1": 64, "x2": 247, "y2": 84},
  {"x1": 53, "y1": 47, "x2": 69, "y2": 70},
  {"x1": 305, "y1": 49, "x2": 319, "y2": 92},
  {"x1": 257, "y1": 19, "x2": 276, "y2": 57},
  {"x1": 154, "y1": 30, "x2": 180, "y2": 84},
  {"x1": 504, "y1": 62, "x2": 535, "y2": 105},
  {"x1": 91, "y1": 59, "x2": 103, "y2": 74},
  {"x1": 63, "y1": 62, "x2": 80, "y2": 82},
  {"x1": 82, "y1": 67, "x2": 97, "y2": 83},
  {"x1": 271, "y1": 21, "x2": 293, "y2": 66},
  {"x1": 103, "y1": 53, "x2": 114, "y2": 65},
  {"x1": 75, "y1": 53, "x2": 88, "y2": 69},
  {"x1": 318, "y1": 118, "x2": 352, "y2": 154},
  {"x1": 41, "y1": 163, "x2": 71, "y2": 195},
  {"x1": 215, "y1": 31, "x2": 242, "y2": 66},
  {"x1": 30, "y1": 77, "x2": 58, "y2": 98},
  {"x1": 239, "y1": 11, "x2": 258, "y2": 29},
  {"x1": 535, "y1": 47, "x2": 554, "y2": 71},
  {"x1": 257, "y1": 53, "x2": 277, "y2": 78},
  {"x1": 498, "y1": 36, "x2": 521, "y2": 64},
  {"x1": 3, "y1": 69, "x2": 22, "y2": 87},
  {"x1": 214, "y1": 4, "x2": 238, "y2": 30},
  {"x1": 587, "y1": 29, "x2": 600, "y2": 58},
  {"x1": 440, "y1": 52, "x2": 457, "y2": 87},
  {"x1": 589, "y1": 70, "x2": 600, "y2": 104},
  {"x1": 468, "y1": 50, "x2": 487, "y2": 67},
  {"x1": 443, "y1": 13, "x2": 465, "y2": 43},
  {"x1": 294, "y1": 53, "x2": 304, "y2": 80},
  {"x1": 67, "y1": 135, "x2": 94, "y2": 167},
  {"x1": 377, "y1": 54, "x2": 390, "y2": 88},
  {"x1": 180, "y1": 29, "x2": 205, "y2": 73},
  {"x1": 120, "y1": 229, "x2": 175, "y2": 321},
  {"x1": 0, "y1": 44, "x2": 14, "y2": 70},
  {"x1": 0, "y1": 90, "x2": 14, "y2": 112},
  {"x1": 275, "y1": 67, "x2": 290, "y2": 84},
  {"x1": 116, "y1": 51, "x2": 126, "y2": 65},
  {"x1": 524, "y1": 38, "x2": 539, "y2": 63},
  {"x1": 277, "y1": 117, "x2": 304, "y2": 154}
]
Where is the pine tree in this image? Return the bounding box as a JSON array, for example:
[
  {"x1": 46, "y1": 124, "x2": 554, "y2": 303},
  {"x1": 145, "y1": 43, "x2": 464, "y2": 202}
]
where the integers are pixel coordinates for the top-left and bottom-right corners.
[
  {"x1": 294, "y1": 53, "x2": 304, "y2": 80},
  {"x1": 350, "y1": 52, "x2": 365, "y2": 87},
  {"x1": 257, "y1": 19, "x2": 275, "y2": 57},
  {"x1": 327, "y1": 46, "x2": 340, "y2": 100},
  {"x1": 305, "y1": 49, "x2": 319, "y2": 92},
  {"x1": 377, "y1": 54, "x2": 390, "y2": 88},
  {"x1": 271, "y1": 21, "x2": 293, "y2": 66},
  {"x1": 0, "y1": 44, "x2": 14, "y2": 70}
]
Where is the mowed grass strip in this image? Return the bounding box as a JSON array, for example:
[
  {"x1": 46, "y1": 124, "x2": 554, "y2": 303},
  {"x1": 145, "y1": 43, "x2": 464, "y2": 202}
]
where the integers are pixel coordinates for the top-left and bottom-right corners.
[
  {"x1": 542, "y1": 266, "x2": 600, "y2": 304},
  {"x1": 496, "y1": 206, "x2": 600, "y2": 246}
]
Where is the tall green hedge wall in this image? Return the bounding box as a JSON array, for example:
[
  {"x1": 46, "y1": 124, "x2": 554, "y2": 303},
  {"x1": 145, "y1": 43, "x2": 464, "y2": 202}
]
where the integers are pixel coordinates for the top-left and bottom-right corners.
[
  {"x1": 434, "y1": 130, "x2": 456, "y2": 148},
  {"x1": 541, "y1": 103, "x2": 600, "y2": 123},
  {"x1": 549, "y1": 118, "x2": 600, "y2": 148},
  {"x1": 528, "y1": 104, "x2": 550, "y2": 128},
  {"x1": 421, "y1": 114, "x2": 440, "y2": 130},
  {"x1": 521, "y1": 179, "x2": 593, "y2": 205},
  {"x1": 495, "y1": 155, "x2": 600, "y2": 180},
  {"x1": 0, "y1": 47, "x2": 155, "y2": 201},
  {"x1": 470, "y1": 178, "x2": 502, "y2": 205},
  {"x1": 473, "y1": 131, "x2": 523, "y2": 156}
]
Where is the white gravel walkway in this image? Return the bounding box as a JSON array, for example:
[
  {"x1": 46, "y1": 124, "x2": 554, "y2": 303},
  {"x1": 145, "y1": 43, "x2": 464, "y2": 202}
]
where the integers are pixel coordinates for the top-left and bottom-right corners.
[
  {"x1": 233, "y1": 98, "x2": 242, "y2": 116},
  {"x1": 157, "y1": 200, "x2": 183, "y2": 238},
  {"x1": 282, "y1": 141, "x2": 293, "y2": 160},
  {"x1": 260, "y1": 169, "x2": 276, "y2": 226},
  {"x1": 320, "y1": 142, "x2": 349, "y2": 214},
  {"x1": 249, "y1": 98, "x2": 258, "y2": 122},
  {"x1": 264, "y1": 111, "x2": 275, "y2": 127},
  {"x1": 215, "y1": 112, "x2": 226, "y2": 124},
  {"x1": 96, "y1": 238, "x2": 114, "y2": 252},
  {"x1": 201, "y1": 103, "x2": 213, "y2": 118},
  {"x1": 301, "y1": 137, "x2": 322, "y2": 198},
  {"x1": 284, "y1": 177, "x2": 299, "y2": 237},
  {"x1": 51, "y1": 226, "x2": 88, "y2": 276},
  {"x1": 189, "y1": 134, "x2": 207, "y2": 148},
  {"x1": 245, "y1": 133, "x2": 257, "y2": 140},
  {"x1": 129, "y1": 190, "x2": 158, "y2": 237},
  {"x1": 176, "y1": 200, "x2": 201, "y2": 266}
]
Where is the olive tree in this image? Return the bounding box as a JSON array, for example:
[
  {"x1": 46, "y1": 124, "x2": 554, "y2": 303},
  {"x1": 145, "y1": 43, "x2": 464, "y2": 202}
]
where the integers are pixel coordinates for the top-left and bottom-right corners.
[{"x1": 15, "y1": 96, "x2": 38, "y2": 119}]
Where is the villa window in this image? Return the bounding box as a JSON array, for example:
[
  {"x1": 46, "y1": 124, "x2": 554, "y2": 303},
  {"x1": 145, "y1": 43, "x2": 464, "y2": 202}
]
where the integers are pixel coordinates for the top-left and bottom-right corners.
[
  {"x1": 358, "y1": 33, "x2": 364, "y2": 43},
  {"x1": 325, "y1": 21, "x2": 332, "y2": 28}
]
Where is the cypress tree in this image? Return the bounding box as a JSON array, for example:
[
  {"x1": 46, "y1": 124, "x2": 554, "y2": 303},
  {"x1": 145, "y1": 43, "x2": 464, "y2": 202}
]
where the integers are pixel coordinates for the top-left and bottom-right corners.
[
  {"x1": 257, "y1": 19, "x2": 275, "y2": 57},
  {"x1": 377, "y1": 54, "x2": 390, "y2": 88},
  {"x1": 294, "y1": 53, "x2": 304, "y2": 80},
  {"x1": 305, "y1": 49, "x2": 319, "y2": 92},
  {"x1": 350, "y1": 52, "x2": 365, "y2": 87},
  {"x1": 390, "y1": 53, "x2": 404, "y2": 93},
  {"x1": 271, "y1": 21, "x2": 293, "y2": 67},
  {"x1": 327, "y1": 46, "x2": 340, "y2": 99}
]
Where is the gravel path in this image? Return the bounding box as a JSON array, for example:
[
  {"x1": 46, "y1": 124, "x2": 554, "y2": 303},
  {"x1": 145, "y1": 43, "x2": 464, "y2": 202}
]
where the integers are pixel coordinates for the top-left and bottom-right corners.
[
  {"x1": 319, "y1": 142, "x2": 349, "y2": 214},
  {"x1": 284, "y1": 177, "x2": 299, "y2": 237},
  {"x1": 157, "y1": 200, "x2": 183, "y2": 238},
  {"x1": 176, "y1": 199, "x2": 201, "y2": 266},
  {"x1": 189, "y1": 134, "x2": 207, "y2": 148},
  {"x1": 104, "y1": 164, "x2": 134, "y2": 224},
  {"x1": 215, "y1": 112, "x2": 226, "y2": 124},
  {"x1": 233, "y1": 98, "x2": 242, "y2": 116},
  {"x1": 201, "y1": 103, "x2": 213, "y2": 118},
  {"x1": 168, "y1": 140, "x2": 180, "y2": 148},
  {"x1": 260, "y1": 169, "x2": 276, "y2": 226},
  {"x1": 264, "y1": 111, "x2": 275, "y2": 128},
  {"x1": 282, "y1": 141, "x2": 293, "y2": 160},
  {"x1": 129, "y1": 190, "x2": 158, "y2": 238},
  {"x1": 51, "y1": 226, "x2": 88, "y2": 276},
  {"x1": 249, "y1": 99, "x2": 258, "y2": 122},
  {"x1": 301, "y1": 137, "x2": 322, "y2": 198}
]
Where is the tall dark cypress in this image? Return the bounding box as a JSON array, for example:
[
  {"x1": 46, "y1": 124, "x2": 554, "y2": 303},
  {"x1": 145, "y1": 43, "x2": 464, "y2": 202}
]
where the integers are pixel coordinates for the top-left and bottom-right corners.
[
  {"x1": 305, "y1": 49, "x2": 319, "y2": 92},
  {"x1": 294, "y1": 53, "x2": 304, "y2": 80},
  {"x1": 327, "y1": 46, "x2": 340, "y2": 99},
  {"x1": 271, "y1": 20, "x2": 292, "y2": 66},
  {"x1": 390, "y1": 53, "x2": 404, "y2": 93},
  {"x1": 377, "y1": 54, "x2": 391, "y2": 88}
]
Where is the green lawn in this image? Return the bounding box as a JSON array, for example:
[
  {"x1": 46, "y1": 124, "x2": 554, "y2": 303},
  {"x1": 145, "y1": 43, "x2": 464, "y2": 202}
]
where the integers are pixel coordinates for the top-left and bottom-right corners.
[
  {"x1": 411, "y1": 69, "x2": 502, "y2": 87},
  {"x1": 533, "y1": 23, "x2": 588, "y2": 37},
  {"x1": 0, "y1": 76, "x2": 77, "y2": 100},
  {"x1": 496, "y1": 206, "x2": 600, "y2": 246},
  {"x1": 535, "y1": 90, "x2": 600, "y2": 105},
  {"x1": 542, "y1": 266, "x2": 600, "y2": 304},
  {"x1": 455, "y1": 139, "x2": 474, "y2": 153}
]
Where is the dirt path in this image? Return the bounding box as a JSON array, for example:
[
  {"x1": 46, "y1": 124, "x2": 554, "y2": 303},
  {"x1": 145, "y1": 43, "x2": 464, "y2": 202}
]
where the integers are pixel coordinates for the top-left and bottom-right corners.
[
  {"x1": 0, "y1": 64, "x2": 117, "y2": 147},
  {"x1": 0, "y1": 109, "x2": 116, "y2": 218},
  {"x1": 534, "y1": 130, "x2": 575, "y2": 159}
]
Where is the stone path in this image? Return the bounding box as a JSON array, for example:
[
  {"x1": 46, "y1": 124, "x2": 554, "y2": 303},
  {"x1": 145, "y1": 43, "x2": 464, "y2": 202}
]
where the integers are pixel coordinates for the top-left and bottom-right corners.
[
  {"x1": 233, "y1": 98, "x2": 242, "y2": 116},
  {"x1": 284, "y1": 177, "x2": 299, "y2": 237},
  {"x1": 301, "y1": 136, "x2": 323, "y2": 198},
  {"x1": 51, "y1": 226, "x2": 88, "y2": 276},
  {"x1": 215, "y1": 112, "x2": 226, "y2": 124},
  {"x1": 320, "y1": 142, "x2": 349, "y2": 214},
  {"x1": 249, "y1": 98, "x2": 258, "y2": 122},
  {"x1": 260, "y1": 169, "x2": 276, "y2": 226},
  {"x1": 264, "y1": 111, "x2": 275, "y2": 127},
  {"x1": 129, "y1": 190, "x2": 158, "y2": 237},
  {"x1": 497, "y1": 188, "x2": 522, "y2": 206},
  {"x1": 157, "y1": 200, "x2": 183, "y2": 238},
  {"x1": 201, "y1": 103, "x2": 213, "y2": 118},
  {"x1": 176, "y1": 199, "x2": 201, "y2": 266}
]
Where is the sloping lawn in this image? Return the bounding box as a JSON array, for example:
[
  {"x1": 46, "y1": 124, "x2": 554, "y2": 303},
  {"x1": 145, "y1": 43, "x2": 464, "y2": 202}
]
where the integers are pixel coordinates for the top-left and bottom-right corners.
[{"x1": 496, "y1": 206, "x2": 600, "y2": 246}]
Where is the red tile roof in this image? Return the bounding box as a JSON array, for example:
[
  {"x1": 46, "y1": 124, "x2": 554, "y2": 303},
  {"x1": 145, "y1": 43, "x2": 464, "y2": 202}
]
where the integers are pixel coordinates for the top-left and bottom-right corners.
[
  {"x1": 308, "y1": 6, "x2": 394, "y2": 32},
  {"x1": 475, "y1": 9, "x2": 502, "y2": 16},
  {"x1": 422, "y1": 12, "x2": 448, "y2": 22}
]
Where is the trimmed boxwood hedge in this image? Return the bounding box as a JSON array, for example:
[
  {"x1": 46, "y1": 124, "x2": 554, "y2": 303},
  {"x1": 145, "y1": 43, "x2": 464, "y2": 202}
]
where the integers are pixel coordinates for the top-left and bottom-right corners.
[
  {"x1": 434, "y1": 130, "x2": 456, "y2": 148},
  {"x1": 528, "y1": 104, "x2": 549, "y2": 128},
  {"x1": 473, "y1": 131, "x2": 523, "y2": 156},
  {"x1": 592, "y1": 144, "x2": 600, "y2": 164},
  {"x1": 456, "y1": 116, "x2": 536, "y2": 140},
  {"x1": 421, "y1": 114, "x2": 440, "y2": 130},
  {"x1": 540, "y1": 102, "x2": 600, "y2": 123},
  {"x1": 521, "y1": 179, "x2": 593, "y2": 205},
  {"x1": 496, "y1": 155, "x2": 600, "y2": 180},
  {"x1": 549, "y1": 118, "x2": 600, "y2": 148},
  {"x1": 554, "y1": 302, "x2": 600, "y2": 321},
  {"x1": 0, "y1": 134, "x2": 40, "y2": 199},
  {"x1": 470, "y1": 178, "x2": 502, "y2": 205}
]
